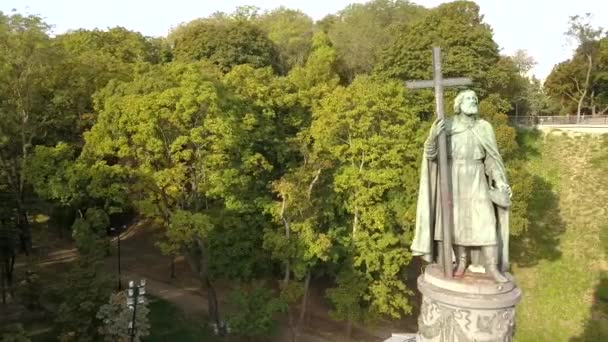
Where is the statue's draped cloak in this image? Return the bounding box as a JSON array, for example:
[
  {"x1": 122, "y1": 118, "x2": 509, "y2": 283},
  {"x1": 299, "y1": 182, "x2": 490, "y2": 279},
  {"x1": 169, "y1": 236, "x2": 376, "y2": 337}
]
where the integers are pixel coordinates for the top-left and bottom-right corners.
[{"x1": 411, "y1": 117, "x2": 510, "y2": 271}]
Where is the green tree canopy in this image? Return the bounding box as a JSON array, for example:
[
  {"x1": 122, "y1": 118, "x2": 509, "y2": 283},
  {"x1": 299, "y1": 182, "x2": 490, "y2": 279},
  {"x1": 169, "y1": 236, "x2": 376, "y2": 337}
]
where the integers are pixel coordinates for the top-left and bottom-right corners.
[
  {"x1": 323, "y1": 0, "x2": 427, "y2": 81},
  {"x1": 0, "y1": 12, "x2": 74, "y2": 252},
  {"x1": 256, "y1": 7, "x2": 314, "y2": 71},
  {"x1": 312, "y1": 75, "x2": 424, "y2": 320},
  {"x1": 170, "y1": 18, "x2": 279, "y2": 72},
  {"x1": 377, "y1": 1, "x2": 506, "y2": 96},
  {"x1": 83, "y1": 60, "x2": 279, "y2": 324},
  {"x1": 53, "y1": 27, "x2": 165, "y2": 132},
  {"x1": 545, "y1": 36, "x2": 608, "y2": 116}
]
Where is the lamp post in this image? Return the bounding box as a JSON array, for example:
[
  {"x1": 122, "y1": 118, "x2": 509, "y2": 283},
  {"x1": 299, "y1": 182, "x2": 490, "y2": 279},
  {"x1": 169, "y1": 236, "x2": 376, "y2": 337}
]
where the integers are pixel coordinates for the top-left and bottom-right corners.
[
  {"x1": 127, "y1": 279, "x2": 146, "y2": 342},
  {"x1": 110, "y1": 225, "x2": 125, "y2": 290},
  {"x1": 211, "y1": 321, "x2": 231, "y2": 336}
]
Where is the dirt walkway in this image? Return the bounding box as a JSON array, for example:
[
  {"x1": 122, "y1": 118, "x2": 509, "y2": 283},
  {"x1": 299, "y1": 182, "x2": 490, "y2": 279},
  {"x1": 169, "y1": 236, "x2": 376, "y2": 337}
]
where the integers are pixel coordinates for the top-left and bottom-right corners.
[
  {"x1": 26, "y1": 221, "x2": 385, "y2": 342},
  {"x1": 117, "y1": 267, "x2": 332, "y2": 342},
  {"x1": 114, "y1": 224, "x2": 390, "y2": 342}
]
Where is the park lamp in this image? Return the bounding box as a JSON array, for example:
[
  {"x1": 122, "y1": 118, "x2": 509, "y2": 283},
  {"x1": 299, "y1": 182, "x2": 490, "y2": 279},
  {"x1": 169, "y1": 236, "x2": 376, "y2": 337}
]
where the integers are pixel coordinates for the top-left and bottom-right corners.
[
  {"x1": 211, "y1": 320, "x2": 231, "y2": 336},
  {"x1": 127, "y1": 280, "x2": 147, "y2": 308},
  {"x1": 127, "y1": 279, "x2": 146, "y2": 341}
]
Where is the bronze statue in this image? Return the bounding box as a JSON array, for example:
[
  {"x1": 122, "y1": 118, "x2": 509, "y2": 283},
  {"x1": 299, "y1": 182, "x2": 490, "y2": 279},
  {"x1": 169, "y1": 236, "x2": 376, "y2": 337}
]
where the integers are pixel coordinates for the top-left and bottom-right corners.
[{"x1": 411, "y1": 89, "x2": 511, "y2": 283}]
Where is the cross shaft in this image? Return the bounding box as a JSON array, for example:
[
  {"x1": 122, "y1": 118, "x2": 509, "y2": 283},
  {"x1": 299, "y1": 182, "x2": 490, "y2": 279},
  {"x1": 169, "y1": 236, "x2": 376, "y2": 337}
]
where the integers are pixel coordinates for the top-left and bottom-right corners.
[{"x1": 406, "y1": 47, "x2": 472, "y2": 279}]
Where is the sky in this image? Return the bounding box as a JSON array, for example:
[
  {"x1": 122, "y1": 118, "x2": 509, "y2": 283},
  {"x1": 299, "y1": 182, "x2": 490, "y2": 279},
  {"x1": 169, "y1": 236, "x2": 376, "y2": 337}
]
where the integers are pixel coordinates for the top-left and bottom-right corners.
[{"x1": 1, "y1": 0, "x2": 607, "y2": 80}]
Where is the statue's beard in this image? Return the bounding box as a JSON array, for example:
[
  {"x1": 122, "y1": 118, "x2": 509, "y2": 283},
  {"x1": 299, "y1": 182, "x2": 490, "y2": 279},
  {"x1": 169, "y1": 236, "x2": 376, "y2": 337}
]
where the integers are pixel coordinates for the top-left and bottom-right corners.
[{"x1": 462, "y1": 105, "x2": 478, "y2": 116}]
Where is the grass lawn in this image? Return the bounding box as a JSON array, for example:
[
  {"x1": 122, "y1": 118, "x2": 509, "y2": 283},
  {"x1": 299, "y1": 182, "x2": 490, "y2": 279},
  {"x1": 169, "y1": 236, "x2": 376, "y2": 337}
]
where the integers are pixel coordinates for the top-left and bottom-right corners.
[{"x1": 512, "y1": 131, "x2": 608, "y2": 341}]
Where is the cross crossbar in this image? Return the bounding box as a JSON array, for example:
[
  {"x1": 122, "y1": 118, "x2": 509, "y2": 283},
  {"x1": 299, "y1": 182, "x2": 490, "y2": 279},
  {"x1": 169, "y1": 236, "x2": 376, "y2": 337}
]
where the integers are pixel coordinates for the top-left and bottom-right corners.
[{"x1": 405, "y1": 77, "x2": 472, "y2": 89}]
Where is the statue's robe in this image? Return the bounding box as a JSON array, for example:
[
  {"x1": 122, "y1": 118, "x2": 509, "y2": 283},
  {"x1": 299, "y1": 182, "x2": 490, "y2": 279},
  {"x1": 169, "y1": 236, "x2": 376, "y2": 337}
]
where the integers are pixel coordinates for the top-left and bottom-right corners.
[{"x1": 410, "y1": 116, "x2": 510, "y2": 271}]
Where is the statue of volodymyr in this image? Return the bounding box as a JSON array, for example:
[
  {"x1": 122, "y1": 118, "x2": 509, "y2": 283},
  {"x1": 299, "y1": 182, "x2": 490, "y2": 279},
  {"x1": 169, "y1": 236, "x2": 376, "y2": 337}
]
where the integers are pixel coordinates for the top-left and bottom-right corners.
[{"x1": 411, "y1": 89, "x2": 511, "y2": 283}]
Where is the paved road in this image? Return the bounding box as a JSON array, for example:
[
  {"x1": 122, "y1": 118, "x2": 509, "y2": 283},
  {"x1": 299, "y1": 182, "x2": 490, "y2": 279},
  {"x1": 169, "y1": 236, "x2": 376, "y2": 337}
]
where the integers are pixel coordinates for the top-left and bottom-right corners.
[{"x1": 537, "y1": 124, "x2": 608, "y2": 134}]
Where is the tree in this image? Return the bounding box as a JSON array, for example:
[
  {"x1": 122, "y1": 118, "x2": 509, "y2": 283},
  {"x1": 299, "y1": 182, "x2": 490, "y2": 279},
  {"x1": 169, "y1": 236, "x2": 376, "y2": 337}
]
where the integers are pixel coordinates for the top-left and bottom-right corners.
[
  {"x1": 55, "y1": 214, "x2": 112, "y2": 341},
  {"x1": 27, "y1": 142, "x2": 130, "y2": 221},
  {"x1": 53, "y1": 27, "x2": 164, "y2": 134},
  {"x1": 0, "y1": 12, "x2": 73, "y2": 253},
  {"x1": 265, "y1": 158, "x2": 334, "y2": 335},
  {"x1": 260, "y1": 32, "x2": 341, "y2": 337},
  {"x1": 323, "y1": 0, "x2": 427, "y2": 81},
  {"x1": 15, "y1": 259, "x2": 42, "y2": 310},
  {"x1": 325, "y1": 267, "x2": 368, "y2": 336},
  {"x1": 545, "y1": 61, "x2": 581, "y2": 115},
  {"x1": 287, "y1": 32, "x2": 341, "y2": 109},
  {"x1": 511, "y1": 49, "x2": 537, "y2": 76},
  {"x1": 0, "y1": 213, "x2": 18, "y2": 304},
  {"x1": 312, "y1": 76, "x2": 424, "y2": 326},
  {"x1": 83, "y1": 61, "x2": 275, "y2": 328},
  {"x1": 376, "y1": 1, "x2": 531, "y2": 117},
  {"x1": 256, "y1": 7, "x2": 314, "y2": 71},
  {"x1": 226, "y1": 285, "x2": 287, "y2": 341},
  {"x1": 545, "y1": 14, "x2": 605, "y2": 121},
  {"x1": 507, "y1": 50, "x2": 539, "y2": 117},
  {"x1": 96, "y1": 291, "x2": 150, "y2": 342},
  {"x1": 523, "y1": 76, "x2": 557, "y2": 116},
  {"x1": 0, "y1": 324, "x2": 30, "y2": 342},
  {"x1": 170, "y1": 18, "x2": 279, "y2": 72},
  {"x1": 377, "y1": 1, "x2": 512, "y2": 99},
  {"x1": 592, "y1": 38, "x2": 608, "y2": 115}
]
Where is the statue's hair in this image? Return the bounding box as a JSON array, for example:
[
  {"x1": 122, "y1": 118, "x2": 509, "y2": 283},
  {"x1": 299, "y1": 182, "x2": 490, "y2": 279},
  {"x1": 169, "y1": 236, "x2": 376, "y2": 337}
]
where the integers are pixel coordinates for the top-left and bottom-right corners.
[{"x1": 453, "y1": 89, "x2": 478, "y2": 115}]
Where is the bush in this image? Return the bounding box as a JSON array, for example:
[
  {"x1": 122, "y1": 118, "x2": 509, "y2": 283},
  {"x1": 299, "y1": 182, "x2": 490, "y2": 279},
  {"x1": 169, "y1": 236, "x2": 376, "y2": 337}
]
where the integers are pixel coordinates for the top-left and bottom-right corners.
[
  {"x1": 0, "y1": 324, "x2": 30, "y2": 342},
  {"x1": 226, "y1": 285, "x2": 287, "y2": 340}
]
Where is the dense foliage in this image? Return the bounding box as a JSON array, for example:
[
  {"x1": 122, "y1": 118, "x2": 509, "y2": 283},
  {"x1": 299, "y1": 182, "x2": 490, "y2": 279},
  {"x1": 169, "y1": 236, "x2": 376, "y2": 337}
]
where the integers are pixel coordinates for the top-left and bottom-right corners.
[{"x1": 0, "y1": 1, "x2": 564, "y2": 340}]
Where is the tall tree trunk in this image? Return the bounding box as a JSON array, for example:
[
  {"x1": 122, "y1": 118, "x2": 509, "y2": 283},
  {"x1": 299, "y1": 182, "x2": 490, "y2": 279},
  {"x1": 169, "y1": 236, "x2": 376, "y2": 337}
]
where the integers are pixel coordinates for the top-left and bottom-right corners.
[
  {"x1": 205, "y1": 277, "x2": 220, "y2": 329},
  {"x1": 590, "y1": 89, "x2": 597, "y2": 116},
  {"x1": 15, "y1": 196, "x2": 31, "y2": 255},
  {"x1": 280, "y1": 197, "x2": 291, "y2": 285},
  {"x1": 577, "y1": 92, "x2": 586, "y2": 124},
  {"x1": 1, "y1": 259, "x2": 6, "y2": 304},
  {"x1": 170, "y1": 257, "x2": 176, "y2": 279},
  {"x1": 279, "y1": 218, "x2": 296, "y2": 342},
  {"x1": 199, "y1": 242, "x2": 221, "y2": 330},
  {"x1": 288, "y1": 296, "x2": 296, "y2": 341},
  {"x1": 297, "y1": 271, "x2": 311, "y2": 329},
  {"x1": 185, "y1": 239, "x2": 222, "y2": 333},
  {"x1": 577, "y1": 54, "x2": 594, "y2": 124},
  {"x1": 284, "y1": 271, "x2": 296, "y2": 342},
  {"x1": 17, "y1": 104, "x2": 33, "y2": 255},
  {"x1": 7, "y1": 255, "x2": 14, "y2": 290}
]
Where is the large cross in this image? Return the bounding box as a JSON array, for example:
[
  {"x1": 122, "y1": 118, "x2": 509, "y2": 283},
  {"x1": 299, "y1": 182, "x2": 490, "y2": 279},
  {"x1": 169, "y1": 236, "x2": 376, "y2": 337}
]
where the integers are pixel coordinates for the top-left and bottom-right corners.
[{"x1": 406, "y1": 47, "x2": 472, "y2": 279}]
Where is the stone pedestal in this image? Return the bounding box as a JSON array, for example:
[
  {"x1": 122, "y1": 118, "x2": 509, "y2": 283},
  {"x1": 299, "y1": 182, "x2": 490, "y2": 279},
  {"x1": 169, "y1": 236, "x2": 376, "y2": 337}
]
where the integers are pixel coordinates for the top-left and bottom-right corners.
[{"x1": 416, "y1": 264, "x2": 521, "y2": 342}]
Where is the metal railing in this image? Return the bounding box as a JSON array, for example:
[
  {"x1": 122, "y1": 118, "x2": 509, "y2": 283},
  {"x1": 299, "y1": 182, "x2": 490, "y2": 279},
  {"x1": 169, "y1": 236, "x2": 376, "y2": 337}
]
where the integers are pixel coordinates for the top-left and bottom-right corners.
[{"x1": 510, "y1": 115, "x2": 608, "y2": 126}]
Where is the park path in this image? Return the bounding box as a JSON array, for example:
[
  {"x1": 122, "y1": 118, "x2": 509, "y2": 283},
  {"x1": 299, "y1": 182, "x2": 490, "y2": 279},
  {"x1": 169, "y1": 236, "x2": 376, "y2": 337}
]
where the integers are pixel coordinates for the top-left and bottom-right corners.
[
  {"x1": 28, "y1": 221, "x2": 378, "y2": 342},
  {"x1": 114, "y1": 224, "x2": 390, "y2": 342},
  {"x1": 117, "y1": 268, "x2": 333, "y2": 342}
]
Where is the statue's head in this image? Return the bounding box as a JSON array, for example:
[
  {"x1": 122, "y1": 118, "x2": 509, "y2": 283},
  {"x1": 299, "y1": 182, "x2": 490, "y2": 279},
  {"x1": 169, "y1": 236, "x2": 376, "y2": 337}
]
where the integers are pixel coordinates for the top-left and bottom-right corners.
[{"x1": 453, "y1": 89, "x2": 478, "y2": 116}]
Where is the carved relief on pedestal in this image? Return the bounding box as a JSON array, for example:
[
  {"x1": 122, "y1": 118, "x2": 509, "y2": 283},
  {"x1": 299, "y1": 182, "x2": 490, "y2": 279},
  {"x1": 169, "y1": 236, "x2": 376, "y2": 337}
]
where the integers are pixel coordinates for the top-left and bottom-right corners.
[{"x1": 418, "y1": 297, "x2": 515, "y2": 342}]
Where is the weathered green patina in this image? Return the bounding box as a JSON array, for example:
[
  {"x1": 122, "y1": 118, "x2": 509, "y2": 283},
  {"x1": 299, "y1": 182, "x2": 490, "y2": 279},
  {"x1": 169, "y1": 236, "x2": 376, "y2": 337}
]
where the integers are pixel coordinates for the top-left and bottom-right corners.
[{"x1": 411, "y1": 90, "x2": 511, "y2": 283}]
